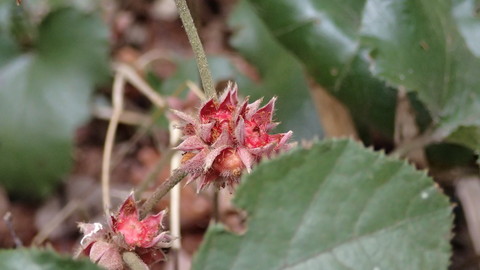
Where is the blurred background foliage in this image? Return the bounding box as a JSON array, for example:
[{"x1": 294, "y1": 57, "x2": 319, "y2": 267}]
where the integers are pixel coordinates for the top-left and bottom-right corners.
[{"x1": 0, "y1": 0, "x2": 108, "y2": 199}]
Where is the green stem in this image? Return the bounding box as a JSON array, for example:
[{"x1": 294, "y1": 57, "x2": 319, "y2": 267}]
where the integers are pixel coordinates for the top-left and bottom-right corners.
[
  {"x1": 140, "y1": 169, "x2": 187, "y2": 218},
  {"x1": 174, "y1": 0, "x2": 217, "y2": 99}
]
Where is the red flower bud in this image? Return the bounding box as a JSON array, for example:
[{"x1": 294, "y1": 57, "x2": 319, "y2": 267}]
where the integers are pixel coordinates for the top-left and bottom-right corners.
[
  {"x1": 78, "y1": 194, "x2": 173, "y2": 270},
  {"x1": 173, "y1": 82, "x2": 293, "y2": 192}
]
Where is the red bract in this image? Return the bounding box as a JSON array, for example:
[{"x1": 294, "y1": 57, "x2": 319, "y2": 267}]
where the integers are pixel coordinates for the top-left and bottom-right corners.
[
  {"x1": 111, "y1": 194, "x2": 168, "y2": 248},
  {"x1": 173, "y1": 82, "x2": 293, "y2": 192},
  {"x1": 78, "y1": 194, "x2": 173, "y2": 270}
]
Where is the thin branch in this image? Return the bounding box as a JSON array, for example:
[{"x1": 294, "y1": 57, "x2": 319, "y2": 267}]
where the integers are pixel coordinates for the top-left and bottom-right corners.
[
  {"x1": 140, "y1": 169, "x2": 187, "y2": 219},
  {"x1": 92, "y1": 105, "x2": 151, "y2": 126},
  {"x1": 114, "y1": 63, "x2": 167, "y2": 108},
  {"x1": 169, "y1": 121, "x2": 183, "y2": 270},
  {"x1": 3, "y1": 212, "x2": 23, "y2": 247},
  {"x1": 32, "y1": 200, "x2": 80, "y2": 246},
  {"x1": 186, "y1": 80, "x2": 206, "y2": 100},
  {"x1": 174, "y1": 0, "x2": 216, "y2": 99},
  {"x1": 102, "y1": 73, "x2": 125, "y2": 214},
  {"x1": 390, "y1": 127, "x2": 445, "y2": 158},
  {"x1": 136, "y1": 49, "x2": 172, "y2": 69},
  {"x1": 111, "y1": 108, "x2": 165, "y2": 169}
]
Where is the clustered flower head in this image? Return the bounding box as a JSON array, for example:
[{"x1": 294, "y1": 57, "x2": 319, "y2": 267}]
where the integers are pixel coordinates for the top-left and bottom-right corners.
[
  {"x1": 173, "y1": 82, "x2": 293, "y2": 192},
  {"x1": 78, "y1": 194, "x2": 173, "y2": 270}
]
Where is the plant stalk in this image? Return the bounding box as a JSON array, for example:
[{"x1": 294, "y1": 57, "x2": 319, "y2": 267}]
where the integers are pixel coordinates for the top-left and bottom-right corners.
[
  {"x1": 174, "y1": 0, "x2": 217, "y2": 99},
  {"x1": 140, "y1": 169, "x2": 187, "y2": 218},
  {"x1": 390, "y1": 127, "x2": 445, "y2": 158}
]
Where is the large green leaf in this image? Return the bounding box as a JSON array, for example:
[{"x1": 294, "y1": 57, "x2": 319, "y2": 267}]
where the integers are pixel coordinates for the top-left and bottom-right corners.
[
  {"x1": 193, "y1": 140, "x2": 452, "y2": 270},
  {"x1": 0, "y1": 8, "x2": 109, "y2": 199},
  {"x1": 360, "y1": 0, "x2": 480, "y2": 137},
  {"x1": 0, "y1": 249, "x2": 101, "y2": 270},
  {"x1": 228, "y1": 0, "x2": 322, "y2": 140},
  {"x1": 246, "y1": 0, "x2": 397, "y2": 140}
]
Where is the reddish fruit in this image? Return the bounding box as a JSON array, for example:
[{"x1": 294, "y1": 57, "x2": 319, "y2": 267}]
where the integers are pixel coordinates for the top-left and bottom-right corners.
[
  {"x1": 78, "y1": 194, "x2": 173, "y2": 270},
  {"x1": 173, "y1": 82, "x2": 293, "y2": 192}
]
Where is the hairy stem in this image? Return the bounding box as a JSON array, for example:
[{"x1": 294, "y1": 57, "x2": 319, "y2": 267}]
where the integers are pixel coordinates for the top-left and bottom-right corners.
[
  {"x1": 3, "y1": 212, "x2": 23, "y2": 247},
  {"x1": 140, "y1": 169, "x2": 187, "y2": 218},
  {"x1": 174, "y1": 0, "x2": 216, "y2": 99}
]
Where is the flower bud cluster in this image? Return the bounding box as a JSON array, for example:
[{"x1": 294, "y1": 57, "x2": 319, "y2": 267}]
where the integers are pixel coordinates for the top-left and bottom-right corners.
[{"x1": 173, "y1": 82, "x2": 292, "y2": 192}]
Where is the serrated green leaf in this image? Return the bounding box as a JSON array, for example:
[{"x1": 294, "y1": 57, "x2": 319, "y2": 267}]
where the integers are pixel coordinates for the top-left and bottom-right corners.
[
  {"x1": 0, "y1": 249, "x2": 101, "y2": 270},
  {"x1": 360, "y1": 0, "x2": 480, "y2": 137},
  {"x1": 246, "y1": 0, "x2": 397, "y2": 140},
  {"x1": 193, "y1": 140, "x2": 452, "y2": 270},
  {"x1": 227, "y1": 0, "x2": 322, "y2": 140},
  {"x1": 0, "y1": 8, "x2": 109, "y2": 199}
]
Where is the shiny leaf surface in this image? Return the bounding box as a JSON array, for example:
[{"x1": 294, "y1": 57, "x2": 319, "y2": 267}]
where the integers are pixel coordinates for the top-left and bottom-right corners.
[
  {"x1": 361, "y1": 0, "x2": 480, "y2": 136},
  {"x1": 247, "y1": 0, "x2": 397, "y2": 139}
]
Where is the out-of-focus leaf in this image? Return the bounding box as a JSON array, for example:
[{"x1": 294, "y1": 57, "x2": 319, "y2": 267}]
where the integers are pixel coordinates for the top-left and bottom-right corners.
[
  {"x1": 0, "y1": 249, "x2": 101, "y2": 270},
  {"x1": 453, "y1": 0, "x2": 480, "y2": 57},
  {"x1": 360, "y1": 0, "x2": 480, "y2": 139},
  {"x1": 0, "y1": 2, "x2": 24, "y2": 65},
  {"x1": 0, "y1": 1, "x2": 11, "y2": 31},
  {"x1": 446, "y1": 126, "x2": 480, "y2": 154},
  {"x1": 426, "y1": 143, "x2": 477, "y2": 169},
  {"x1": 0, "y1": 8, "x2": 109, "y2": 199},
  {"x1": 246, "y1": 0, "x2": 397, "y2": 140},
  {"x1": 0, "y1": 34, "x2": 18, "y2": 65},
  {"x1": 193, "y1": 140, "x2": 452, "y2": 270},
  {"x1": 228, "y1": 0, "x2": 322, "y2": 139}
]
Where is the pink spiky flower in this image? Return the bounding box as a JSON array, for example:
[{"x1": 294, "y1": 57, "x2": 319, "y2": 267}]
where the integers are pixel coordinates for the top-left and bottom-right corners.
[
  {"x1": 78, "y1": 194, "x2": 173, "y2": 270},
  {"x1": 172, "y1": 82, "x2": 293, "y2": 192}
]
